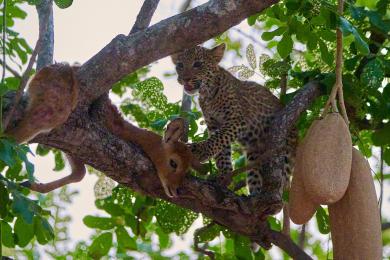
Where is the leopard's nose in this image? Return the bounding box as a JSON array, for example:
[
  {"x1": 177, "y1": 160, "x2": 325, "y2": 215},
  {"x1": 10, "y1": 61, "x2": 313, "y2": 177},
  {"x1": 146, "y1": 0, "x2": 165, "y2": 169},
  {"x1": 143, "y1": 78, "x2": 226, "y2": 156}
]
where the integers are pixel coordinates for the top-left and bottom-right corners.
[{"x1": 183, "y1": 77, "x2": 191, "y2": 82}]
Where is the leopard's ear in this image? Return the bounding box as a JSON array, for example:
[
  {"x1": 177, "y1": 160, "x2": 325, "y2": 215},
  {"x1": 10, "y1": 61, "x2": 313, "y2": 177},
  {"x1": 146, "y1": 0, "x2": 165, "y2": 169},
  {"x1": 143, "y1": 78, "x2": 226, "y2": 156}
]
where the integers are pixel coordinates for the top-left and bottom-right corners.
[
  {"x1": 171, "y1": 53, "x2": 179, "y2": 64},
  {"x1": 210, "y1": 44, "x2": 225, "y2": 63}
]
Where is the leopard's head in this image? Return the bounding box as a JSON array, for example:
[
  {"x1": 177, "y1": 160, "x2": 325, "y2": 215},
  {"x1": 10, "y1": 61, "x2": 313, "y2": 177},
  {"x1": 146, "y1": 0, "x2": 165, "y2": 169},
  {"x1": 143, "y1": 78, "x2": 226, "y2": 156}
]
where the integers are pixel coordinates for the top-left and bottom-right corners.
[{"x1": 171, "y1": 44, "x2": 225, "y2": 95}]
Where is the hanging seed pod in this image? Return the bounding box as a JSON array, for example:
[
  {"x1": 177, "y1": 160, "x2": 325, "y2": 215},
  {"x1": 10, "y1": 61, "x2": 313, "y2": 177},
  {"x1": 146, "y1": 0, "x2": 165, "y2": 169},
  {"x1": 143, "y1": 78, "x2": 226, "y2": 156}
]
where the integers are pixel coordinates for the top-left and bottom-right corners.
[
  {"x1": 300, "y1": 112, "x2": 352, "y2": 204},
  {"x1": 289, "y1": 141, "x2": 318, "y2": 224},
  {"x1": 329, "y1": 148, "x2": 382, "y2": 259}
]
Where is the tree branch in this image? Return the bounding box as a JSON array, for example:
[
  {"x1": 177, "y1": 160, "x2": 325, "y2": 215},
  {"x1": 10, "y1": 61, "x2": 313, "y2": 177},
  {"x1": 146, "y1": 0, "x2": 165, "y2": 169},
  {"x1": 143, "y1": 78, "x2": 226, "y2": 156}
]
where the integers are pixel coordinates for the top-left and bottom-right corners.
[
  {"x1": 129, "y1": 0, "x2": 160, "y2": 35},
  {"x1": 76, "y1": 0, "x2": 279, "y2": 104},
  {"x1": 30, "y1": 80, "x2": 321, "y2": 259},
  {"x1": 36, "y1": 0, "x2": 54, "y2": 69},
  {"x1": 268, "y1": 230, "x2": 312, "y2": 260}
]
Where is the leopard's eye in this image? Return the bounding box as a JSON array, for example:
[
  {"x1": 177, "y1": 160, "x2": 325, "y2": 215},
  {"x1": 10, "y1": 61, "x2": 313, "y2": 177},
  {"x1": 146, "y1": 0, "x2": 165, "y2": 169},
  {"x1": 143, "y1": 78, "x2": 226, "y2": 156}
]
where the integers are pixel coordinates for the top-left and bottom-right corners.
[
  {"x1": 176, "y1": 62, "x2": 184, "y2": 69},
  {"x1": 193, "y1": 61, "x2": 203, "y2": 68},
  {"x1": 170, "y1": 159, "x2": 178, "y2": 169}
]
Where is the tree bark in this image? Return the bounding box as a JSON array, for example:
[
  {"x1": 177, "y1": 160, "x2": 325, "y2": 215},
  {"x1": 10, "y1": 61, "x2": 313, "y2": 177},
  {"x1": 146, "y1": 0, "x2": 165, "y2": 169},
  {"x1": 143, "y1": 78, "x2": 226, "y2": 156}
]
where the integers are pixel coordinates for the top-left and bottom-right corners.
[
  {"x1": 75, "y1": 0, "x2": 279, "y2": 104},
  {"x1": 36, "y1": 0, "x2": 54, "y2": 69}
]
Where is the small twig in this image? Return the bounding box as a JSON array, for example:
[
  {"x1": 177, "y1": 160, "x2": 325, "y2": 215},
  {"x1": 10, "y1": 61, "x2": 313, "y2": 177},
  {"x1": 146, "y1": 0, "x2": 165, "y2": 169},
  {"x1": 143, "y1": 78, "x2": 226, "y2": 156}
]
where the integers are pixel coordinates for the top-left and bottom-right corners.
[
  {"x1": 268, "y1": 229, "x2": 312, "y2": 260},
  {"x1": 298, "y1": 224, "x2": 306, "y2": 249},
  {"x1": 129, "y1": 0, "x2": 160, "y2": 35},
  {"x1": 322, "y1": 0, "x2": 349, "y2": 125},
  {"x1": 379, "y1": 146, "x2": 384, "y2": 221},
  {"x1": 3, "y1": 13, "x2": 49, "y2": 130},
  {"x1": 1, "y1": 0, "x2": 7, "y2": 134},
  {"x1": 282, "y1": 204, "x2": 290, "y2": 236},
  {"x1": 180, "y1": 94, "x2": 191, "y2": 142},
  {"x1": 0, "y1": 60, "x2": 21, "y2": 78},
  {"x1": 177, "y1": 0, "x2": 192, "y2": 139},
  {"x1": 335, "y1": 0, "x2": 348, "y2": 124},
  {"x1": 233, "y1": 28, "x2": 269, "y2": 50},
  {"x1": 194, "y1": 222, "x2": 216, "y2": 260}
]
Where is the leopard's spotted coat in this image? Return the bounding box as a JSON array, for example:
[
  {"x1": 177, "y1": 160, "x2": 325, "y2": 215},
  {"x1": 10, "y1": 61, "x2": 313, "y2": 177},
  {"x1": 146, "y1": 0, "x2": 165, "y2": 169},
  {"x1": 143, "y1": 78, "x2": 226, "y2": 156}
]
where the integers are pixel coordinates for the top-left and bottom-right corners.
[{"x1": 172, "y1": 45, "x2": 296, "y2": 196}]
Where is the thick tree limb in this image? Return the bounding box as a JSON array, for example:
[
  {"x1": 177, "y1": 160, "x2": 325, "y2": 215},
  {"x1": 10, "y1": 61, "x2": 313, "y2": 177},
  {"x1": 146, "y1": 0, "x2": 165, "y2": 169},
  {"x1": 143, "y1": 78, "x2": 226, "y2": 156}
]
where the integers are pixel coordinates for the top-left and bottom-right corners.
[
  {"x1": 31, "y1": 81, "x2": 321, "y2": 259},
  {"x1": 76, "y1": 0, "x2": 279, "y2": 104},
  {"x1": 129, "y1": 0, "x2": 160, "y2": 35}
]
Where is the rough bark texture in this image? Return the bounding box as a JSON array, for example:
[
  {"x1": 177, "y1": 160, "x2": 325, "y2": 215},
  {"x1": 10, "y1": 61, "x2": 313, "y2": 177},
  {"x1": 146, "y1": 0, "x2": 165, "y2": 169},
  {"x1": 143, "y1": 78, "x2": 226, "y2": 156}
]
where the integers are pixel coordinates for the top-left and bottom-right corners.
[
  {"x1": 6, "y1": 0, "x2": 323, "y2": 258},
  {"x1": 36, "y1": 0, "x2": 54, "y2": 69},
  {"x1": 129, "y1": 0, "x2": 160, "y2": 35},
  {"x1": 75, "y1": 0, "x2": 278, "y2": 104}
]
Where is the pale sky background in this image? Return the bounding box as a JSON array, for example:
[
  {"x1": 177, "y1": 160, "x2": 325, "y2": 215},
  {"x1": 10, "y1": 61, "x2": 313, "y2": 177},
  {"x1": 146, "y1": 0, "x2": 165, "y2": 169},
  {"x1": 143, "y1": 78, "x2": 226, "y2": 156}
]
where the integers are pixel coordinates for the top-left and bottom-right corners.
[{"x1": 9, "y1": 0, "x2": 390, "y2": 259}]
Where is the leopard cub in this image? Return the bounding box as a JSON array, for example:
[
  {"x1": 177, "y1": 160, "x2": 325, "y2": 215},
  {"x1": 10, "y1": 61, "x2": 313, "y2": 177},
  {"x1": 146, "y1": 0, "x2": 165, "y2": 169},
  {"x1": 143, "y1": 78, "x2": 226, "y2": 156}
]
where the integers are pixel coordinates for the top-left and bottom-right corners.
[{"x1": 172, "y1": 44, "x2": 296, "y2": 197}]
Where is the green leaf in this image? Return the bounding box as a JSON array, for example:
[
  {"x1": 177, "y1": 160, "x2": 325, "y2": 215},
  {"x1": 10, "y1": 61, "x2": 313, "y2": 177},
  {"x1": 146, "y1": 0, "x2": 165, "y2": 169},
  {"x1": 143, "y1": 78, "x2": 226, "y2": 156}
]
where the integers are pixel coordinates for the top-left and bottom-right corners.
[
  {"x1": 339, "y1": 17, "x2": 370, "y2": 55},
  {"x1": 34, "y1": 216, "x2": 54, "y2": 245},
  {"x1": 383, "y1": 147, "x2": 390, "y2": 165},
  {"x1": 372, "y1": 123, "x2": 390, "y2": 146},
  {"x1": 88, "y1": 232, "x2": 113, "y2": 259},
  {"x1": 285, "y1": 0, "x2": 301, "y2": 11},
  {"x1": 247, "y1": 13, "x2": 260, "y2": 26},
  {"x1": 318, "y1": 40, "x2": 333, "y2": 66},
  {"x1": 54, "y1": 0, "x2": 73, "y2": 8},
  {"x1": 311, "y1": 15, "x2": 326, "y2": 26},
  {"x1": 0, "y1": 182, "x2": 9, "y2": 218},
  {"x1": 234, "y1": 155, "x2": 246, "y2": 169},
  {"x1": 1, "y1": 221, "x2": 15, "y2": 248},
  {"x1": 234, "y1": 235, "x2": 252, "y2": 260},
  {"x1": 196, "y1": 224, "x2": 221, "y2": 243},
  {"x1": 150, "y1": 118, "x2": 168, "y2": 131},
  {"x1": 360, "y1": 58, "x2": 384, "y2": 88},
  {"x1": 100, "y1": 202, "x2": 125, "y2": 217},
  {"x1": 155, "y1": 200, "x2": 198, "y2": 235},
  {"x1": 4, "y1": 77, "x2": 21, "y2": 91},
  {"x1": 267, "y1": 216, "x2": 281, "y2": 231},
  {"x1": 0, "y1": 139, "x2": 16, "y2": 167},
  {"x1": 261, "y1": 27, "x2": 286, "y2": 41},
  {"x1": 316, "y1": 206, "x2": 330, "y2": 234},
  {"x1": 307, "y1": 35, "x2": 318, "y2": 51},
  {"x1": 14, "y1": 216, "x2": 34, "y2": 247},
  {"x1": 12, "y1": 193, "x2": 34, "y2": 224},
  {"x1": 83, "y1": 216, "x2": 116, "y2": 230},
  {"x1": 156, "y1": 226, "x2": 170, "y2": 249},
  {"x1": 277, "y1": 33, "x2": 293, "y2": 59},
  {"x1": 53, "y1": 150, "x2": 65, "y2": 171},
  {"x1": 115, "y1": 226, "x2": 137, "y2": 250},
  {"x1": 36, "y1": 145, "x2": 50, "y2": 156},
  {"x1": 356, "y1": 0, "x2": 379, "y2": 9}
]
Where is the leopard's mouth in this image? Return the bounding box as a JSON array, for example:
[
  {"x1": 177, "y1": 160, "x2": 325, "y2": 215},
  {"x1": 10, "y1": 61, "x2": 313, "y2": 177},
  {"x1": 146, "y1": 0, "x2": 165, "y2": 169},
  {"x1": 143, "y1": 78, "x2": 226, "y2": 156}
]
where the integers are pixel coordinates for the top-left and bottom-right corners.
[{"x1": 183, "y1": 80, "x2": 202, "y2": 94}]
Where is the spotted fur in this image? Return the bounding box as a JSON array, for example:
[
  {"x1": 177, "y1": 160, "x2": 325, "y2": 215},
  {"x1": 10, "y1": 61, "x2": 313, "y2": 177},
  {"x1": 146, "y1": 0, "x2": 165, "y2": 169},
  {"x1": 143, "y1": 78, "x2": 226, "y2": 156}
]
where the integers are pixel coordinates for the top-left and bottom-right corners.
[{"x1": 172, "y1": 44, "x2": 296, "y2": 196}]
